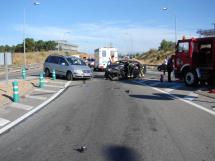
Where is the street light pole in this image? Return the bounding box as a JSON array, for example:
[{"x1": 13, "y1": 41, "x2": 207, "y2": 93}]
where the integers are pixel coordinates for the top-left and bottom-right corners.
[
  {"x1": 23, "y1": 1, "x2": 40, "y2": 68},
  {"x1": 163, "y1": 7, "x2": 177, "y2": 45},
  {"x1": 23, "y1": 8, "x2": 26, "y2": 67},
  {"x1": 174, "y1": 15, "x2": 177, "y2": 45},
  {"x1": 58, "y1": 32, "x2": 71, "y2": 53}
]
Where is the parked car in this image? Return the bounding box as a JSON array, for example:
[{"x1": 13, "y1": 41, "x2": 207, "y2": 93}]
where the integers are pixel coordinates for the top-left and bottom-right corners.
[
  {"x1": 105, "y1": 60, "x2": 143, "y2": 80},
  {"x1": 87, "y1": 58, "x2": 95, "y2": 69},
  {"x1": 44, "y1": 55, "x2": 93, "y2": 80},
  {"x1": 157, "y1": 63, "x2": 166, "y2": 71}
]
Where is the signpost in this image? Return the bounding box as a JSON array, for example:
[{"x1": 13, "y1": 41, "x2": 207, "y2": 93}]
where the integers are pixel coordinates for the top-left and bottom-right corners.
[{"x1": 4, "y1": 53, "x2": 8, "y2": 84}]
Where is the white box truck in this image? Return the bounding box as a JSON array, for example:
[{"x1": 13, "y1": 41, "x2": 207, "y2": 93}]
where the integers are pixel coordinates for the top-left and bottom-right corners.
[{"x1": 94, "y1": 47, "x2": 118, "y2": 70}]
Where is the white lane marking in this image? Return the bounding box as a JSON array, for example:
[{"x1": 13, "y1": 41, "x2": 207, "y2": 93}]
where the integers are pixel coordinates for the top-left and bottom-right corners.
[
  {"x1": 164, "y1": 84, "x2": 185, "y2": 93},
  {"x1": 44, "y1": 84, "x2": 64, "y2": 88},
  {"x1": 184, "y1": 92, "x2": 198, "y2": 101},
  {"x1": 49, "y1": 81, "x2": 66, "y2": 85},
  {"x1": 0, "y1": 118, "x2": 10, "y2": 127},
  {"x1": 34, "y1": 88, "x2": 56, "y2": 93},
  {"x1": 0, "y1": 81, "x2": 71, "y2": 135},
  {"x1": 25, "y1": 95, "x2": 47, "y2": 100},
  {"x1": 132, "y1": 80, "x2": 215, "y2": 116},
  {"x1": 10, "y1": 103, "x2": 34, "y2": 111}
]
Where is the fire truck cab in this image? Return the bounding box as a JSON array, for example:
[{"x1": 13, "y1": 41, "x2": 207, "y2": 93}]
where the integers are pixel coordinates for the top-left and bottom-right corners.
[{"x1": 174, "y1": 36, "x2": 215, "y2": 86}]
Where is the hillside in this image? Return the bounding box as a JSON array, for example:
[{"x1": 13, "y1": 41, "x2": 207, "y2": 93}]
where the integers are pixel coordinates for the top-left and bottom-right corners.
[
  {"x1": 12, "y1": 51, "x2": 89, "y2": 65},
  {"x1": 136, "y1": 49, "x2": 175, "y2": 65}
]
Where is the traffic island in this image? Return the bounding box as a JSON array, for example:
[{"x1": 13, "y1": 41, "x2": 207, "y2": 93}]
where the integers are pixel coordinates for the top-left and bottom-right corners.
[{"x1": 0, "y1": 79, "x2": 38, "y2": 106}]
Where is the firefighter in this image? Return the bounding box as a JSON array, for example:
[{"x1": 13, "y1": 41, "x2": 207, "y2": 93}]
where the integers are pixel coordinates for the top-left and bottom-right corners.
[
  {"x1": 163, "y1": 57, "x2": 168, "y2": 75},
  {"x1": 104, "y1": 55, "x2": 115, "y2": 79},
  {"x1": 167, "y1": 55, "x2": 174, "y2": 82}
]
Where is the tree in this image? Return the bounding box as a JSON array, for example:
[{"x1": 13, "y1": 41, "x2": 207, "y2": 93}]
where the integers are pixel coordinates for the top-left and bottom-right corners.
[
  {"x1": 25, "y1": 38, "x2": 35, "y2": 52},
  {"x1": 15, "y1": 44, "x2": 23, "y2": 52},
  {"x1": 159, "y1": 39, "x2": 175, "y2": 51},
  {"x1": 35, "y1": 40, "x2": 45, "y2": 51}
]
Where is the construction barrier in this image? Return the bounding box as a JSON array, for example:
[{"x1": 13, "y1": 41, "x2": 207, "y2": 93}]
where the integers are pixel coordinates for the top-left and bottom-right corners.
[
  {"x1": 21, "y1": 67, "x2": 26, "y2": 79},
  {"x1": 52, "y1": 69, "x2": 56, "y2": 80},
  {"x1": 39, "y1": 72, "x2": 44, "y2": 88},
  {"x1": 12, "y1": 80, "x2": 20, "y2": 102}
]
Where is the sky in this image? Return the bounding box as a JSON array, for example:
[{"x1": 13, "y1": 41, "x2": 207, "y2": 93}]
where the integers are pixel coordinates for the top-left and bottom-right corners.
[{"x1": 0, "y1": 0, "x2": 215, "y2": 54}]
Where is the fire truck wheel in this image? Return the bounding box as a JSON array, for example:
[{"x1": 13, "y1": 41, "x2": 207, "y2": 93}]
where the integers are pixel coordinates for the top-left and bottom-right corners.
[{"x1": 184, "y1": 71, "x2": 198, "y2": 86}]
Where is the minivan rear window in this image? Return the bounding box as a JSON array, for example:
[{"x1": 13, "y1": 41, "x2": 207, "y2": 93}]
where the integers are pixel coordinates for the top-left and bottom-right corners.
[{"x1": 48, "y1": 56, "x2": 59, "y2": 64}]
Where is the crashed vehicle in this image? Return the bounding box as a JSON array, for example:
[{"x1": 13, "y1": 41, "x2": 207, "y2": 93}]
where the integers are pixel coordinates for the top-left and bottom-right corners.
[{"x1": 105, "y1": 60, "x2": 144, "y2": 80}]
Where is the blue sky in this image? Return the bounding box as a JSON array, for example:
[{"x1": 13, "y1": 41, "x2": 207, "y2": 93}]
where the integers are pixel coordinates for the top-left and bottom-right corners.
[{"x1": 0, "y1": 0, "x2": 215, "y2": 53}]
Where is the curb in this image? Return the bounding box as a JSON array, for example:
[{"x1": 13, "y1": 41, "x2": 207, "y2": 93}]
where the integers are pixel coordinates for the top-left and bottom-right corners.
[
  {"x1": 0, "y1": 81, "x2": 71, "y2": 135},
  {"x1": 195, "y1": 90, "x2": 215, "y2": 99}
]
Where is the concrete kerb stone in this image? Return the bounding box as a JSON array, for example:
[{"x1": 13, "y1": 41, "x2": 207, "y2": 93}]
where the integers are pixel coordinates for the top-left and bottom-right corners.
[
  {"x1": 0, "y1": 81, "x2": 71, "y2": 135},
  {"x1": 195, "y1": 90, "x2": 215, "y2": 99}
]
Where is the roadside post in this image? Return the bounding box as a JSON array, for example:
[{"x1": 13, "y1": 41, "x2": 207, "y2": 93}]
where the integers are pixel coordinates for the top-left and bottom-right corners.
[
  {"x1": 52, "y1": 69, "x2": 56, "y2": 80},
  {"x1": 143, "y1": 64, "x2": 147, "y2": 74},
  {"x1": 39, "y1": 72, "x2": 44, "y2": 88},
  {"x1": 12, "y1": 80, "x2": 20, "y2": 102},
  {"x1": 4, "y1": 53, "x2": 8, "y2": 89},
  {"x1": 21, "y1": 66, "x2": 26, "y2": 80}
]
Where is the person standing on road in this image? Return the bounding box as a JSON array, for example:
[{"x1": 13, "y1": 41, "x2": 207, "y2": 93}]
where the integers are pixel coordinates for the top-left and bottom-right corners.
[
  {"x1": 104, "y1": 55, "x2": 116, "y2": 79},
  {"x1": 167, "y1": 55, "x2": 174, "y2": 82},
  {"x1": 163, "y1": 57, "x2": 168, "y2": 75}
]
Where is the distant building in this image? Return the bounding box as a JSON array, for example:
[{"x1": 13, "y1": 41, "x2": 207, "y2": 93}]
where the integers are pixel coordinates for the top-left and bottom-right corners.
[
  {"x1": 197, "y1": 24, "x2": 215, "y2": 37},
  {"x1": 55, "y1": 40, "x2": 78, "y2": 52}
]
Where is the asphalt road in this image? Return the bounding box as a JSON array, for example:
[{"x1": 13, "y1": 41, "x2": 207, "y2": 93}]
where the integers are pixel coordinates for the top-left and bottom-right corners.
[{"x1": 0, "y1": 72, "x2": 214, "y2": 161}]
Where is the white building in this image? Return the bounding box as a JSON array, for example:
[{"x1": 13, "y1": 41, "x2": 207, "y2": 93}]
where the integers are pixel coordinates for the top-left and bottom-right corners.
[
  {"x1": 56, "y1": 40, "x2": 78, "y2": 52},
  {"x1": 94, "y1": 47, "x2": 118, "y2": 70}
]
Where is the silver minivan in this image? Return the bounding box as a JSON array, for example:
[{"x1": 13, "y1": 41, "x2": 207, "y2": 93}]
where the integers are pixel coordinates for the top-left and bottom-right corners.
[{"x1": 44, "y1": 55, "x2": 93, "y2": 80}]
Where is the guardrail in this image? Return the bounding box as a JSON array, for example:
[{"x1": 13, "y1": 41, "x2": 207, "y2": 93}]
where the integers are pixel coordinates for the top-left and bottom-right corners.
[
  {"x1": 143, "y1": 64, "x2": 159, "y2": 71},
  {"x1": 0, "y1": 64, "x2": 42, "y2": 74}
]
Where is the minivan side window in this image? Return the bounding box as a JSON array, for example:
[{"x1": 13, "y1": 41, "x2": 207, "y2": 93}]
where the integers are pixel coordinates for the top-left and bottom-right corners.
[
  {"x1": 58, "y1": 57, "x2": 68, "y2": 66},
  {"x1": 49, "y1": 56, "x2": 59, "y2": 64}
]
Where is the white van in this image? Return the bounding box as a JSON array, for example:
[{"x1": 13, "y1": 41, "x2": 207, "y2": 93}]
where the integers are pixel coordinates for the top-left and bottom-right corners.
[{"x1": 94, "y1": 47, "x2": 118, "y2": 70}]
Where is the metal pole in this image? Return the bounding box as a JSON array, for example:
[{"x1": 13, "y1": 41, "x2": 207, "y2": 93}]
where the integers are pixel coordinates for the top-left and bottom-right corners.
[
  {"x1": 58, "y1": 40, "x2": 60, "y2": 53},
  {"x1": 23, "y1": 8, "x2": 26, "y2": 68},
  {"x1": 4, "y1": 53, "x2": 8, "y2": 90},
  {"x1": 174, "y1": 15, "x2": 177, "y2": 45}
]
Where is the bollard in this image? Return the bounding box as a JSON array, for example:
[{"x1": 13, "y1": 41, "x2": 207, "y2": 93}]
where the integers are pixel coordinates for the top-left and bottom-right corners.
[
  {"x1": 12, "y1": 81, "x2": 20, "y2": 102},
  {"x1": 39, "y1": 72, "x2": 44, "y2": 88},
  {"x1": 52, "y1": 69, "x2": 56, "y2": 80},
  {"x1": 21, "y1": 67, "x2": 26, "y2": 80}
]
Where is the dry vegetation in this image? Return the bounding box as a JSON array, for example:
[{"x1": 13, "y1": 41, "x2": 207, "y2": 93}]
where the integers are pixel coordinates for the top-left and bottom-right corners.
[
  {"x1": 12, "y1": 51, "x2": 89, "y2": 65},
  {"x1": 136, "y1": 49, "x2": 175, "y2": 65}
]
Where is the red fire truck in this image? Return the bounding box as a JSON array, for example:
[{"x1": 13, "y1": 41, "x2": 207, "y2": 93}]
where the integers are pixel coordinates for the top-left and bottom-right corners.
[{"x1": 174, "y1": 36, "x2": 215, "y2": 86}]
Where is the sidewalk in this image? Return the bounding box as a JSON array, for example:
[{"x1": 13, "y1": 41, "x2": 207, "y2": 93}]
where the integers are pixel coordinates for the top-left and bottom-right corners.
[{"x1": 0, "y1": 76, "x2": 72, "y2": 135}]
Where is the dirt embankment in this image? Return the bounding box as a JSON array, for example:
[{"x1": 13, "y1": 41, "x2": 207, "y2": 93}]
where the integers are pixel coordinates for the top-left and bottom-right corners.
[
  {"x1": 136, "y1": 49, "x2": 175, "y2": 65},
  {"x1": 12, "y1": 51, "x2": 89, "y2": 65}
]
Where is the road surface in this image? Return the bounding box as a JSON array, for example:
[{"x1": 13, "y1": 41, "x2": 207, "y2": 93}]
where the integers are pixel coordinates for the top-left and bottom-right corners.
[{"x1": 0, "y1": 72, "x2": 214, "y2": 161}]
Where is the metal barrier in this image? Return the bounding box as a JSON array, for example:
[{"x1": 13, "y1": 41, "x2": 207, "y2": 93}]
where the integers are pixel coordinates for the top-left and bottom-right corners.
[{"x1": 0, "y1": 64, "x2": 42, "y2": 74}]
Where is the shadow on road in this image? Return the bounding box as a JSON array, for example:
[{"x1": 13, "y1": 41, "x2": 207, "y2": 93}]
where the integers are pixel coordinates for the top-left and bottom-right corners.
[
  {"x1": 102, "y1": 145, "x2": 140, "y2": 161},
  {"x1": 2, "y1": 94, "x2": 13, "y2": 101},
  {"x1": 129, "y1": 93, "x2": 174, "y2": 101}
]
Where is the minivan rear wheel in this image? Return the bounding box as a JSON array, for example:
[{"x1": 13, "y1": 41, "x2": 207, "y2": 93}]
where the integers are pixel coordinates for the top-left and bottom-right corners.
[
  {"x1": 45, "y1": 68, "x2": 50, "y2": 77},
  {"x1": 66, "y1": 71, "x2": 73, "y2": 81}
]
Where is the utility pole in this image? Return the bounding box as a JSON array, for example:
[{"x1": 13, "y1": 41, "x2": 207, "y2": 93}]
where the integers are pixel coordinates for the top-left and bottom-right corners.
[{"x1": 4, "y1": 53, "x2": 8, "y2": 91}]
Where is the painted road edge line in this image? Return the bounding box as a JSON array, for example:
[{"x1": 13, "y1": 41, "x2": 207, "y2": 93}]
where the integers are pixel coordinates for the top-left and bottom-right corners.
[
  {"x1": 0, "y1": 81, "x2": 71, "y2": 135},
  {"x1": 133, "y1": 80, "x2": 215, "y2": 116}
]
